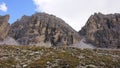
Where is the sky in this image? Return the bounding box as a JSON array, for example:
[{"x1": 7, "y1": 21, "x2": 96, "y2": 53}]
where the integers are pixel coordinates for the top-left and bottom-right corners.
[{"x1": 0, "y1": 0, "x2": 120, "y2": 31}]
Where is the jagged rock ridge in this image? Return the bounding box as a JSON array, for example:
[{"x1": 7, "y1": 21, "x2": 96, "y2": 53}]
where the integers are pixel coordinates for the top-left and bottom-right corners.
[
  {"x1": 0, "y1": 15, "x2": 10, "y2": 41},
  {"x1": 79, "y1": 13, "x2": 120, "y2": 48},
  {"x1": 9, "y1": 13, "x2": 80, "y2": 46}
]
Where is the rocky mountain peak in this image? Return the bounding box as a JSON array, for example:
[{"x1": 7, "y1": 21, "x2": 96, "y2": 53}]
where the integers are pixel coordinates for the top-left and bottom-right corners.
[
  {"x1": 9, "y1": 12, "x2": 80, "y2": 46},
  {"x1": 79, "y1": 13, "x2": 120, "y2": 48}
]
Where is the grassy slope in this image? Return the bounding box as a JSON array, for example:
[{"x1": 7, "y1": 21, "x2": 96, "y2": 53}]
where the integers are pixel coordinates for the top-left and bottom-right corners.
[{"x1": 0, "y1": 45, "x2": 120, "y2": 68}]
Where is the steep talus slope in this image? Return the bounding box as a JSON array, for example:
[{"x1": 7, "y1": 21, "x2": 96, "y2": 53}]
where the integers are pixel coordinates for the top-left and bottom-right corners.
[
  {"x1": 9, "y1": 13, "x2": 80, "y2": 46},
  {"x1": 0, "y1": 15, "x2": 10, "y2": 41},
  {"x1": 79, "y1": 13, "x2": 120, "y2": 48}
]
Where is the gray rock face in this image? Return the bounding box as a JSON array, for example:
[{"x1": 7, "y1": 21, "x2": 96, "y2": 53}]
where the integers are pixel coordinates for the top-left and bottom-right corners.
[
  {"x1": 0, "y1": 15, "x2": 10, "y2": 41},
  {"x1": 9, "y1": 13, "x2": 80, "y2": 46},
  {"x1": 79, "y1": 13, "x2": 120, "y2": 48}
]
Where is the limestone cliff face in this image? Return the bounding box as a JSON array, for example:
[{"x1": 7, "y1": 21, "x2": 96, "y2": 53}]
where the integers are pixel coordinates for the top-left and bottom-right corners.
[
  {"x1": 79, "y1": 13, "x2": 120, "y2": 48},
  {"x1": 9, "y1": 13, "x2": 80, "y2": 46},
  {"x1": 0, "y1": 15, "x2": 10, "y2": 41}
]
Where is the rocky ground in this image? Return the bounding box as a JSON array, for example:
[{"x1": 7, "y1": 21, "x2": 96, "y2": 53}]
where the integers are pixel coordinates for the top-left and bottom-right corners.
[{"x1": 0, "y1": 45, "x2": 120, "y2": 68}]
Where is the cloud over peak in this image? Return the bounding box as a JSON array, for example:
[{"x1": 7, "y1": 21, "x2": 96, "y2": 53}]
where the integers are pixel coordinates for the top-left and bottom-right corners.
[
  {"x1": 33, "y1": 0, "x2": 120, "y2": 31},
  {"x1": 0, "y1": 2, "x2": 7, "y2": 12}
]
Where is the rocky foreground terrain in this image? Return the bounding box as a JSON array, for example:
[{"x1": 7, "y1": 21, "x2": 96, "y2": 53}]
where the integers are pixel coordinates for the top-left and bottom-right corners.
[{"x1": 0, "y1": 45, "x2": 120, "y2": 68}]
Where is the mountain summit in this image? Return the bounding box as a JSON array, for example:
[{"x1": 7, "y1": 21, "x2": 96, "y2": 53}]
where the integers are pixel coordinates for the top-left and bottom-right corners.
[
  {"x1": 79, "y1": 13, "x2": 120, "y2": 48},
  {"x1": 9, "y1": 13, "x2": 80, "y2": 46}
]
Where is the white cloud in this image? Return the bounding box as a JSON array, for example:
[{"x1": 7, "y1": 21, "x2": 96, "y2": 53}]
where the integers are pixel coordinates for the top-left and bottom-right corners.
[
  {"x1": 0, "y1": 2, "x2": 7, "y2": 12},
  {"x1": 33, "y1": 0, "x2": 120, "y2": 31}
]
